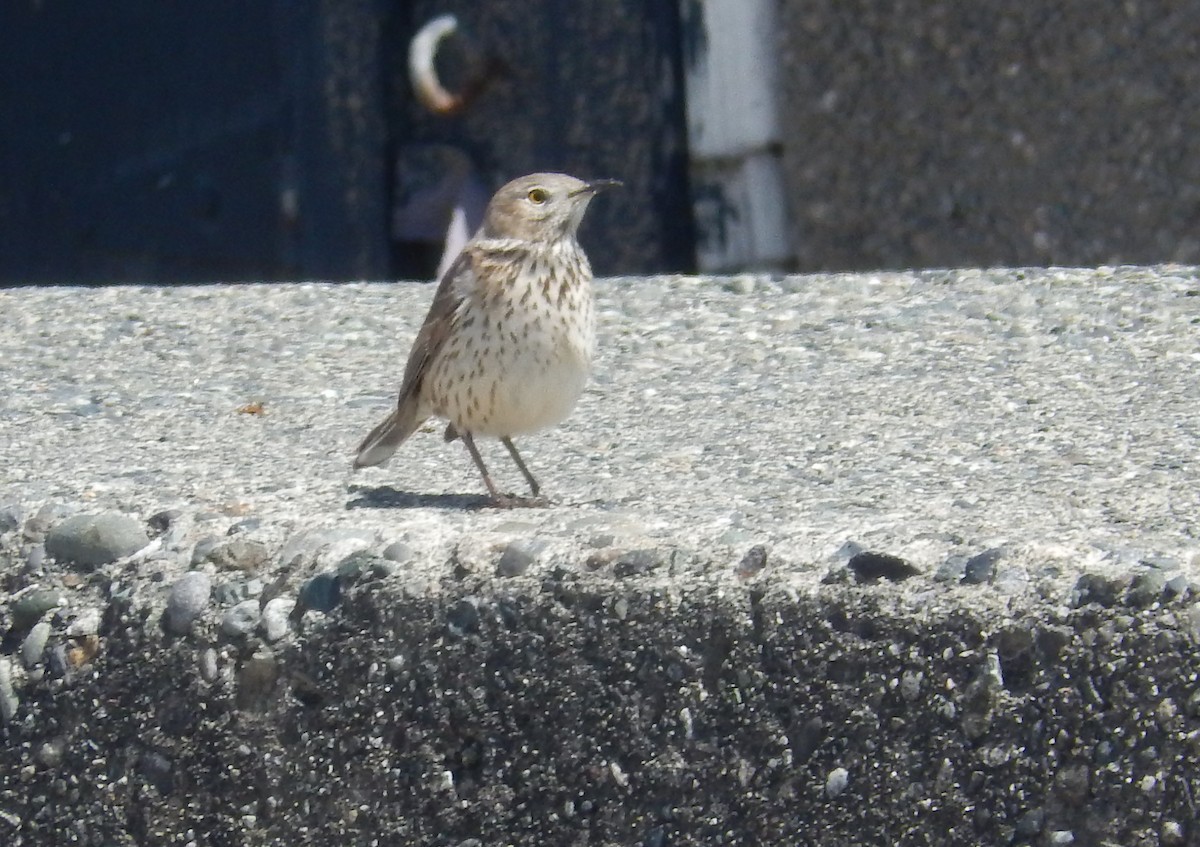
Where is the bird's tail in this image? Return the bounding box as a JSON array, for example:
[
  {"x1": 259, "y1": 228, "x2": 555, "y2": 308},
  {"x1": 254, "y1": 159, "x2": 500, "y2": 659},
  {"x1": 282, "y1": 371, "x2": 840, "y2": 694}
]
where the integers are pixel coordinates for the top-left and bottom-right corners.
[{"x1": 353, "y1": 400, "x2": 425, "y2": 469}]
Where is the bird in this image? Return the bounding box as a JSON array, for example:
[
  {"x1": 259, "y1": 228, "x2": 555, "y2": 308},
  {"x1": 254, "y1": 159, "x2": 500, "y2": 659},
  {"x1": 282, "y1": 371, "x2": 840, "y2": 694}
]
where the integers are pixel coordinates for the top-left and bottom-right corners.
[{"x1": 354, "y1": 172, "x2": 620, "y2": 507}]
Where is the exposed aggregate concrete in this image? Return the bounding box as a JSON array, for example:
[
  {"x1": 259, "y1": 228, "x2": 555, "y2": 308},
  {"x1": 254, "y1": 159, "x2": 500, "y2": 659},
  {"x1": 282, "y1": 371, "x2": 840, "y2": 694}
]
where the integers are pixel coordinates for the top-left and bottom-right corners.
[{"x1": 1, "y1": 268, "x2": 1199, "y2": 844}]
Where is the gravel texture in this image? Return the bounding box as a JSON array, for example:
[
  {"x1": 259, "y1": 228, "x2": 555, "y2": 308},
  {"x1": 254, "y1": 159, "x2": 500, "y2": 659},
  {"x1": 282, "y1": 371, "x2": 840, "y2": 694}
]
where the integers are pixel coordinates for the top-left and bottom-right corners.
[{"x1": 1, "y1": 268, "x2": 1199, "y2": 844}]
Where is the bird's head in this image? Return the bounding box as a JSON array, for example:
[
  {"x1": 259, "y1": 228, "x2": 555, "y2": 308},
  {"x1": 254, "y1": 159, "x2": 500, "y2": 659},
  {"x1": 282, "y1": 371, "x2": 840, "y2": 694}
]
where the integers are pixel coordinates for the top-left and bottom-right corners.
[{"x1": 480, "y1": 173, "x2": 621, "y2": 242}]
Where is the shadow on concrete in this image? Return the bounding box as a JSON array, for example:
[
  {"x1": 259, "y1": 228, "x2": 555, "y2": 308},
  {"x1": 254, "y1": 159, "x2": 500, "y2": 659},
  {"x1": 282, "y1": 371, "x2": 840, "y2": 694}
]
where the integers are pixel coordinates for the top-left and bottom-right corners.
[{"x1": 345, "y1": 485, "x2": 491, "y2": 511}]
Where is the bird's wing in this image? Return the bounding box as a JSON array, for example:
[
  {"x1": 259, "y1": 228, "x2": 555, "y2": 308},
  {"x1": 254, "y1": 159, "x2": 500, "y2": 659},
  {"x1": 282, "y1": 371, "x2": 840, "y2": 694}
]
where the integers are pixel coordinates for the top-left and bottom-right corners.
[{"x1": 394, "y1": 248, "x2": 475, "y2": 407}]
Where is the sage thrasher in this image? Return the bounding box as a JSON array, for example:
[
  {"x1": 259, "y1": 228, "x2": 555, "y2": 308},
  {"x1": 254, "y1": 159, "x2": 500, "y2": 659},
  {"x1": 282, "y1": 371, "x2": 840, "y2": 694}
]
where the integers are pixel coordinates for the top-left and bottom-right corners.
[{"x1": 354, "y1": 172, "x2": 620, "y2": 507}]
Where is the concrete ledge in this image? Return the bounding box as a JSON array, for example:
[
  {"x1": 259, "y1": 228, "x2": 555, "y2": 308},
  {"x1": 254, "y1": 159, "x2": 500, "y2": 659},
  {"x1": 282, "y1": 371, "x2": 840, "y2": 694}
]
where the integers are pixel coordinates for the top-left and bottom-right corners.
[{"x1": 2, "y1": 268, "x2": 1199, "y2": 844}]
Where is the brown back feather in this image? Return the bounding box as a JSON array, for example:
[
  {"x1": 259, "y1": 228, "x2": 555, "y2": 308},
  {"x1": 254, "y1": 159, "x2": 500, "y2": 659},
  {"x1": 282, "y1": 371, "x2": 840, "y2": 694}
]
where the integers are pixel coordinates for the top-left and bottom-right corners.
[{"x1": 394, "y1": 249, "x2": 475, "y2": 408}]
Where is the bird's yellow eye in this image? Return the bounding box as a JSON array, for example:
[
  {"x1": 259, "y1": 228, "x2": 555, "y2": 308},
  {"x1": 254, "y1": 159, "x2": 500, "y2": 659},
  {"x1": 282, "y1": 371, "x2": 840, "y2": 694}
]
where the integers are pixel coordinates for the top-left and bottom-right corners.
[{"x1": 527, "y1": 188, "x2": 548, "y2": 204}]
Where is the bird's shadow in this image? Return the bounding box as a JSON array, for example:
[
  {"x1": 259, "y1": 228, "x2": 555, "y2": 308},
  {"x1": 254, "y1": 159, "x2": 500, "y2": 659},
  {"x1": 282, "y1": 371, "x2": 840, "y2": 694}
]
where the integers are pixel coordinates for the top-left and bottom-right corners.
[{"x1": 345, "y1": 484, "x2": 491, "y2": 511}]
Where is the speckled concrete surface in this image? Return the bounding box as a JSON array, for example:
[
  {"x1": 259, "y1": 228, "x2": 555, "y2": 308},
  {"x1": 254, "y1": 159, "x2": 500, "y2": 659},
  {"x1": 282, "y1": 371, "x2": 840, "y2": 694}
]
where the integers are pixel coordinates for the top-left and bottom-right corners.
[
  {"x1": 2, "y1": 267, "x2": 1198, "y2": 591},
  {"x1": 1, "y1": 268, "x2": 1199, "y2": 844}
]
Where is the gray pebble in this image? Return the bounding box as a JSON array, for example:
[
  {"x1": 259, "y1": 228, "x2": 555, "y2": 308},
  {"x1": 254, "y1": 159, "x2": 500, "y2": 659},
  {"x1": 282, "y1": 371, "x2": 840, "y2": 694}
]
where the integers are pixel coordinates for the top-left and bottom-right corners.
[
  {"x1": 934, "y1": 555, "x2": 965, "y2": 582},
  {"x1": 65, "y1": 607, "x2": 102, "y2": 638},
  {"x1": 344, "y1": 554, "x2": 397, "y2": 581},
  {"x1": 164, "y1": 572, "x2": 212, "y2": 636},
  {"x1": 147, "y1": 509, "x2": 182, "y2": 536},
  {"x1": 260, "y1": 597, "x2": 293, "y2": 642},
  {"x1": 962, "y1": 547, "x2": 1003, "y2": 585},
  {"x1": 0, "y1": 658, "x2": 18, "y2": 724},
  {"x1": 260, "y1": 574, "x2": 290, "y2": 607},
  {"x1": 24, "y1": 503, "x2": 72, "y2": 541},
  {"x1": 207, "y1": 538, "x2": 271, "y2": 572},
  {"x1": 1161, "y1": 821, "x2": 1185, "y2": 846},
  {"x1": 1126, "y1": 570, "x2": 1166, "y2": 607},
  {"x1": 899, "y1": 669, "x2": 923, "y2": 702},
  {"x1": 333, "y1": 551, "x2": 372, "y2": 581},
  {"x1": 279, "y1": 528, "x2": 374, "y2": 569},
  {"x1": 138, "y1": 750, "x2": 175, "y2": 794},
  {"x1": 220, "y1": 600, "x2": 262, "y2": 639},
  {"x1": 21, "y1": 621, "x2": 52, "y2": 668},
  {"x1": 613, "y1": 548, "x2": 665, "y2": 577},
  {"x1": 1072, "y1": 573, "x2": 1121, "y2": 607},
  {"x1": 34, "y1": 738, "x2": 65, "y2": 768},
  {"x1": 0, "y1": 504, "x2": 22, "y2": 533},
  {"x1": 10, "y1": 589, "x2": 65, "y2": 631},
  {"x1": 212, "y1": 581, "x2": 246, "y2": 606},
  {"x1": 161, "y1": 523, "x2": 191, "y2": 551},
  {"x1": 198, "y1": 648, "x2": 220, "y2": 682},
  {"x1": 1164, "y1": 574, "x2": 1191, "y2": 600},
  {"x1": 45, "y1": 512, "x2": 147, "y2": 567},
  {"x1": 46, "y1": 644, "x2": 70, "y2": 678},
  {"x1": 848, "y1": 551, "x2": 920, "y2": 583},
  {"x1": 236, "y1": 650, "x2": 279, "y2": 712},
  {"x1": 190, "y1": 536, "x2": 221, "y2": 566},
  {"x1": 226, "y1": 518, "x2": 262, "y2": 535},
  {"x1": 992, "y1": 567, "x2": 1030, "y2": 593},
  {"x1": 381, "y1": 540, "x2": 415, "y2": 563},
  {"x1": 825, "y1": 766, "x2": 850, "y2": 798},
  {"x1": 298, "y1": 573, "x2": 341, "y2": 613},
  {"x1": 1015, "y1": 807, "x2": 1045, "y2": 837},
  {"x1": 643, "y1": 828, "x2": 666, "y2": 847},
  {"x1": 497, "y1": 539, "x2": 549, "y2": 577},
  {"x1": 1047, "y1": 831, "x2": 1075, "y2": 845},
  {"x1": 24, "y1": 544, "x2": 45, "y2": 571},
  {"x1": 447, "y1": 597, "x2": 481, "y2": 636},
  {"x1": 736, "y1": 545, "x2": 768, "y2": 576}
]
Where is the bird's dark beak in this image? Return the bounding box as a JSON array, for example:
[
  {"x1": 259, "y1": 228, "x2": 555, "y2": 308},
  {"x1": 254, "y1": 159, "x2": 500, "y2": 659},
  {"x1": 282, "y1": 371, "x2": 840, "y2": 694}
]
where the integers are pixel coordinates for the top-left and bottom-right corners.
[{"x1": 574, "y1": 179, "x2": 622, "y2": 196}]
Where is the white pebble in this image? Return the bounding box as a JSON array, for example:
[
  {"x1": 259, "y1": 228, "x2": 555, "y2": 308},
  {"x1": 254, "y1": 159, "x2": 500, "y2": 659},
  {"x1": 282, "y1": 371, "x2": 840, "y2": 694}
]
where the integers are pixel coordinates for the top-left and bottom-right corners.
[
  {"x1": 825, "y1": 766, "x2": 850, "y2": 798},
  {"x1": 261, "y1": 597, "x2": 293, "y2": 642}
]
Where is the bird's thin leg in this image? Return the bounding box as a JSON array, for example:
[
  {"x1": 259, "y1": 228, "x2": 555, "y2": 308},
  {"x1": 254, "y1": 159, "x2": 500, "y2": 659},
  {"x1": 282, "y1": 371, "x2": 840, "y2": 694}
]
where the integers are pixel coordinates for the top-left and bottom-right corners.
[
  {"x1": 459, "y1": 431, "x2": 503, "y2": 500},
  {"x1": 501, "y1": 437, "x2": 541, "y2": 497}
]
